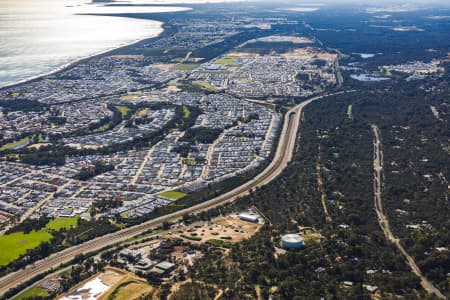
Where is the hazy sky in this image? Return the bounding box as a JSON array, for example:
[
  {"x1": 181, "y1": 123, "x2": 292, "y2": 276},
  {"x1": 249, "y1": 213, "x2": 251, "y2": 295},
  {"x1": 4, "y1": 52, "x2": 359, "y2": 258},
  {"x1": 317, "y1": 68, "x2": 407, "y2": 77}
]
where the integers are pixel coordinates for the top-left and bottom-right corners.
[{"x1": 114, "y1": 0, "x2": 450, "y2": 3}]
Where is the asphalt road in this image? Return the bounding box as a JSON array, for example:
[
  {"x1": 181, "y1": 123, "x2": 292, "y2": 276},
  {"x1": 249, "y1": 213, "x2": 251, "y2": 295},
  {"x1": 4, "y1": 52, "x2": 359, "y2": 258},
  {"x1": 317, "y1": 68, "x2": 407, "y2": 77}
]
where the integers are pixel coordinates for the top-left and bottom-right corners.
[
  {"x1": 371, "y1": 125, "x2": 445, "y2": 299},
  {"x1": 0, "y1": 92, "x2": 347, "y2": 296}
]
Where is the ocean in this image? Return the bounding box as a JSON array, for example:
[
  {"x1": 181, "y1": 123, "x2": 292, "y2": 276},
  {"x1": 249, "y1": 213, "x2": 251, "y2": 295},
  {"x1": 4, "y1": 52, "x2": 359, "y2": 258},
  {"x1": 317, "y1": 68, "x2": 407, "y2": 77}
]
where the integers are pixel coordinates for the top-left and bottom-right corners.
[{"x1": 0, "y1": 0, "x2": 189, "y2": 87}]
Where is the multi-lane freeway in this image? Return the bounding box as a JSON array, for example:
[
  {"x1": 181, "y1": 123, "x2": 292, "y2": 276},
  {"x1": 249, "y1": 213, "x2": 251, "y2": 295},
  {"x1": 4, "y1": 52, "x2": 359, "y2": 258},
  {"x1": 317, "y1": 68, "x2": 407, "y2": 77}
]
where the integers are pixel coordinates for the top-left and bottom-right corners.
[{"x1": 0, "y1": 92, "x2": 348, "y2": 297}]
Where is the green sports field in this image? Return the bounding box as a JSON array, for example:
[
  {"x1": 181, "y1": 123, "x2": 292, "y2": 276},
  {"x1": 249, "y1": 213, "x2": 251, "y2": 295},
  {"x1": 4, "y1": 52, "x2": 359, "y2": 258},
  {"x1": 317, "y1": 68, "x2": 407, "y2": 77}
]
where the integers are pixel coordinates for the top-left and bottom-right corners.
[
  {"x1": 159, "y1": 191, "x2": 187, "y2": 200},
  {"x1": 0, "y1": 230, "x2": 52, "y2": 266},
  {"x1": 0, "y1": 217, "x2": 79, "y2": 266},
  {"x1": 172, "y1": 63, "x2": 199, "y2": 71},
  {"x1": 217, "y1": 56, "x2": 239, "y2": 65},
  {"x1": 183, "y1": 106, "x2": 191, "y2": 118},
  {"x1": 0, "y1": 136, "x2": 30, "y2": 151},
  {"x1": 115, "y1": 105, "x2": 131, "y2": 118},
  {"x1": 13, "y1": 287, "x2": 49, "y2": 300},
  {"x1": 45, "y1": 216, "x2": 78, "y2": 231}
]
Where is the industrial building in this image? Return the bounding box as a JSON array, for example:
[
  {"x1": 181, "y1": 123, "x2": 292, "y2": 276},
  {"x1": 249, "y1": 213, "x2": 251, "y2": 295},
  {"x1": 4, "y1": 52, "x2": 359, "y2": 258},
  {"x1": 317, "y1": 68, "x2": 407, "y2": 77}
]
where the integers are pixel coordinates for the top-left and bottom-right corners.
[
  {"x1": 238, "y1": 212, "x2": 259, "y2": 223},
  {"x1": 150, "y1": 261, "x2": 176, "y2": 275}
]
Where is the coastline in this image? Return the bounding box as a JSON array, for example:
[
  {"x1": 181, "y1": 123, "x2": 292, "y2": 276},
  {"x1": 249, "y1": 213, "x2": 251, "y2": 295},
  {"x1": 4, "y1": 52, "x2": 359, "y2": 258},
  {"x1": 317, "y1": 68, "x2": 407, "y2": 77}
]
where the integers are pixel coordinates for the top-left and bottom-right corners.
[{"x1": 0, "y1": 15, "x2": 178, "y2": 91}]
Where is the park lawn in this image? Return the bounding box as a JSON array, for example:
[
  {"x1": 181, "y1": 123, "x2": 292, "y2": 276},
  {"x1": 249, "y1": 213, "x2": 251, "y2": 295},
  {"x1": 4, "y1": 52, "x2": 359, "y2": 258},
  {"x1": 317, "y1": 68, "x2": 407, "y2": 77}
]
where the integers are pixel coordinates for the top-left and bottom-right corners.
[
  {"x1": 13, "y1": 287, "x2": 49, "y2": 300},
  {"x1": 120, "y1": 94, "x2": 138, "y2": 100},
  {"x1": 172, "y1": 63, "x2": 199, "y2": 71},
  {"x1": 183, "y1": 106, "x2": 190, "y2": 118},
  {"x1": 238, "y1": 77, "x2": 252, "y2": 83},
  {"x1": 192, "y1": 81, "x2": 218, "y2": 92},
  {"x1": 0, "y1": 217, "x2": 79, "y2": 266},
  {"x1": 115, "y1": 105, "x2": 131, "y2": 118},
  {"x1": 92, "y1": 123, "x2": 110, "y2": 133},
  {"x1": 0, "y1": 230, "x2": 52, "y2": 266},
  {"x1": 0, "y1": 136, "x2": 31, "y2": 151},
  {"x1": 159, "y1": 191, "x2": 187, "y2": 200},
  {"x1": 46, "y1": 216, "x2": 79, "y2": 231},
  {"x1": 182, "y1": 158, "x2": 197, "y2": 165},
  {"x1": 37, "y1": 133, "x2": 45, "y2": 143},
  {"x1": 217, "y1": 56, "x2": 239, "y2": 65},
  {"x1": 0, "y1": 134, "x2": 46, "y2": 151}
]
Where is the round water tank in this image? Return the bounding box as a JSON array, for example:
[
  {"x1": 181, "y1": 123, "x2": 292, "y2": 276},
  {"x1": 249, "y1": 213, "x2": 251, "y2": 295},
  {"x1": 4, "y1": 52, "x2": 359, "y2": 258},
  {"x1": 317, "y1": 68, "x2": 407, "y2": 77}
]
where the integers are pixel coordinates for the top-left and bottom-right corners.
[{"x1": 281, "y1": 234, "x2": 304, "y2": 250}]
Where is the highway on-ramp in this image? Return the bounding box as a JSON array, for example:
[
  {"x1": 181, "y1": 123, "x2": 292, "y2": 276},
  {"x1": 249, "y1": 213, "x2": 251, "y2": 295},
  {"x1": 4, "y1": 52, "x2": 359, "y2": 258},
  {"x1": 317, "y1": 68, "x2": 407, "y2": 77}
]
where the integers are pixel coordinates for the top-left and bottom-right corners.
[{"x1": 0, "y1": 92, "x2": 348, "y2": 297}]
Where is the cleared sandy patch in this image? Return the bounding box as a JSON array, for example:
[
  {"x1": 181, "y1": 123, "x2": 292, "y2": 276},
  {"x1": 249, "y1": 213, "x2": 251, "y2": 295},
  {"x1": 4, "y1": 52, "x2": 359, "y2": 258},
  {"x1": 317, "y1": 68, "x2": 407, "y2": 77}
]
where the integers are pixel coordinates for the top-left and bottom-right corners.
[
  {"x1": 66, "y1": 143, "x2": 100, "y2": 150},
  {"x1": 151, "y1": 63, "x2": 177, "y2": 71},
  {"x1": 136, "y1": 108, "x2": 149, "y2": 118},
  {"x1": 254, "y1": 35, "x2": 314, "y2": 44},
  {"x1": 282, "y1": 47, "x2": 337, "y2": 61},
  {"x1": 59, "y1": 268, "x2": 127, "y2": 300},
  {"x1": 166, "y1": 85, "x2": 182, "y2": 93},
  {"x1": 170, "y1": 214, "x2": 263, "y2": 244},
  {"x1": 226, "y1": 51, "x2": 259, "y2": 58},
  {"x1": 27, "y1": 143, "x2": 50, "y2": 150}
]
